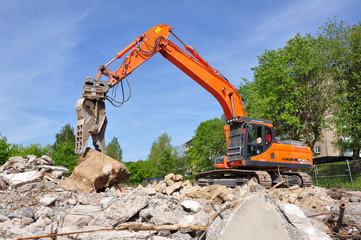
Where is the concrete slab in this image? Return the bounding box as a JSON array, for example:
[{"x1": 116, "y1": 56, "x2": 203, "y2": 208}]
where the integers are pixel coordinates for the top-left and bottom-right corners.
[{"x1": 220, "y1": 193, "x2": 300, "y2": 240}]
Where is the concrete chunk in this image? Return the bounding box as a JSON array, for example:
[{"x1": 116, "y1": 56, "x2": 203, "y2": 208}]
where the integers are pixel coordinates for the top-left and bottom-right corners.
[
  {"x1": 2, "y1": 170, "x2": 44, "y2": 189},
  {"x1": 217, "y1": 193, "x2": 303, "y2": 240},
  {"x1": 181, "y1": 200, "x2": 201, "y2": 213},
  {"x1": 58, "y1": 148, "x2": 130, "y2": 192},
  {"x1": 279, "y1": 203, "x2": 332, "y2": 240}
]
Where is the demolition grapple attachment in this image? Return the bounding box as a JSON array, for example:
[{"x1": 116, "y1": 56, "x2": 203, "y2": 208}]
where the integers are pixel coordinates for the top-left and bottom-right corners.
[{"x1": 75, "y1": 78, "x2": 110, "y2": 154}]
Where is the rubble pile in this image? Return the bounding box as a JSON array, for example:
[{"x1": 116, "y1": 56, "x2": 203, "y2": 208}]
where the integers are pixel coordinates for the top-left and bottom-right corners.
[
  {"x1": 0, "y1": 154, "x2": 361, "y2": 239},
  {"x1": 142, "y1": 173, "x2": 238, "y2": 204},
  {"x1": 270, "y1": 185, "x2": 338, "y2": 212},
  {"x1": 0, "y1": 155, "x2": 68, "y2": 190}
]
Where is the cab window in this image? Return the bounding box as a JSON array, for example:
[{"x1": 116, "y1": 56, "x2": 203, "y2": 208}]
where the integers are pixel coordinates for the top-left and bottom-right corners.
[
  {"x1": 265, "y1": 126, "x2": 272, "y2": 148},
  {"x1": 248, "y1": 125, "x2": 263, "y2": 156}
]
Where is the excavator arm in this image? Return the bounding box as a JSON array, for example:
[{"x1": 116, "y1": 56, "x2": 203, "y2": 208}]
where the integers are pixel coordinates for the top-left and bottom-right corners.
[{"x1": 75, "y1": 24, "x2": 247, "y2": 154}]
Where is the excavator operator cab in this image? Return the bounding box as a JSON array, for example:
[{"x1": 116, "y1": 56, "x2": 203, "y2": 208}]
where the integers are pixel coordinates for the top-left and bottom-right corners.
[
  {"x1": 225, "y1": 117, "x2": 274, "y2": 166},
  {"x1": 246, "y1": 123, "x2": 273, "y2": 157}
]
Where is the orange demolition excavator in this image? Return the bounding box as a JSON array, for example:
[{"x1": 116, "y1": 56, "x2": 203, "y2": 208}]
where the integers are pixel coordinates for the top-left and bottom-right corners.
[{"x1": 75, "y1": 24, "x2": 313, "y2": 188}]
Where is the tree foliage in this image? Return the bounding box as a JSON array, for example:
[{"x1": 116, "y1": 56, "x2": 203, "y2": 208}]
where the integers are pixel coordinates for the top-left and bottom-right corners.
[
  {"x1": 173, "y1": 144, "x2": 188, "y2": 176},
  {"x1": 240, "y1": 33, "x2": 330, "y2": 150},
  {"x1": 124, "y1": 132, "x2": 188, "y2": 184},
  {"x1": 53, "y1": 124, "x2": 75, "y2": 149},
  {"x1": 156, "y1": 149, "x2": 175, "y2": 177},
  {"x1": 125, "y1": 160, "x2": 152, "y2": 185},
  {"x1": 50, "y1": 141, "x2": 78, "y2": 173},
  {"x1": 7, "y1": 143, "x2": 51, "y2": 158},
  {"x1": 319, "y1": 19, "x2": 361, "y2": 160},
  {"x1": 146, "y1": 132, "x2": 176, "y2": 177},
  {"x1": 50, "y1": 124, "x2": 78, "y2": 173},
  {"x1": 20, "y1": 143, "x2": 51, "y2": 157},
  {"x1": 106, "y1": 137, "x2": 123, "y2": 161},
  {"x1": 185, "y1": 118, "x2": 226, "y2": 174},
  {"x1": 0, "y1": 134, "x2": 11, "y2": 165}
]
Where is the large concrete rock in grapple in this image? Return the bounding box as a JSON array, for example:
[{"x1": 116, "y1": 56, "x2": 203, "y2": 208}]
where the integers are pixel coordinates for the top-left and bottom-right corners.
[{"x1": 58, "y1": 148, "x2": 130, "y2": 192}]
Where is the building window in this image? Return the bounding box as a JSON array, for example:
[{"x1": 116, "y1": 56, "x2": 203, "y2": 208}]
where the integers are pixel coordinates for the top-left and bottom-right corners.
[{"x1": 314, "y1": 146, "x2": 321, "y2": 154}]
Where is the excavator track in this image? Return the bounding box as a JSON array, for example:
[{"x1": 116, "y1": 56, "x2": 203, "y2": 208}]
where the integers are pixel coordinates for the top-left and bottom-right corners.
[
  {"x1": 195, "y1": 169, "x2": 273, "y2": 189},
  {"x1": 283, "y1": 172, "x2": 313, "y2": 187},
  {"x1": 254, "y1": 171, "x2": 272, "y2": 189},
  {"x1": 195, "y1": 169, "x2": 312, "y2": 189}
]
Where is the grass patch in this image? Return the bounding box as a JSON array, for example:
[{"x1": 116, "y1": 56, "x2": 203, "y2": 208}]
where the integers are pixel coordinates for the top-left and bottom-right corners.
[{"x1": 313, "y1": 161, "x2": 361, "y2": 190}]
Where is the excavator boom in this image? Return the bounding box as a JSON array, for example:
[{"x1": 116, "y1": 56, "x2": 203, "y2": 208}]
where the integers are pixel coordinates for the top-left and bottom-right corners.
[{"x1": 75, "y1": 24, "x2": 246, "y2": 154}]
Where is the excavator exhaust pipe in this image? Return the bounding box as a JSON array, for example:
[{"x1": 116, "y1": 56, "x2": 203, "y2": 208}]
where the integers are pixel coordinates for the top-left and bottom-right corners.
[{"x1": 75, "y1": 78, "x2": 110, "y2": 154}]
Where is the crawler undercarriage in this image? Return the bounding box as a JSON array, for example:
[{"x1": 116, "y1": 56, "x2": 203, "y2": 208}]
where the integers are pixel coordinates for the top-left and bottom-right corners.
[{"x1": 195, "y1": 169, "x2": 313, "y2": 189}]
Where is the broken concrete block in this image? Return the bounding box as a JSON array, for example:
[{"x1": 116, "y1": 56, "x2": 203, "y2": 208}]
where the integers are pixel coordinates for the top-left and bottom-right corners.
[
  {"x1": 100, "y1": 197, "x2": 116, "y2": 209},
  {"x1": 179, "y1": 215, "x2": 195, "y2": 225},
  {"x1": 181, "y1": 200, "x2": 201, "y2": 213},
  {"x1": 154, "y1": 182, "x2": 167, "y2": 193},
  {"x1": 0, "y1": 176, "x2": 7, "y2": 189},
  {"x1": 58, "y1": 148, "x2": 131, "y2": 192},
  {"x1": 165, "y1": 181, "x2": 182, "y2": 195},
  {"x1": 11, "y1": 218, "x2": 34, "y2": 228},
  {"x1": 145, "y1": 187, "x2": 157, "y2": 196},
  {"x1": 279, "y1": 203, "x2": 332, "y2": 240},
  {"x1": 172, "y1": 231, "x2": 193, "y2": 240},
  {"x1": 63, "y1": 214, "x2": 93, "y2": 228},
  {"x1": 39, "y1": 155, "x2": 55, "y2": 165},
  {"x1": 39, "y1": 195, "x2": 57, "y2": 206},
  {"x1": 164, "y1": 173, "x2": 175, "y2": 186},
  {"x1": 91, "y1": 189, "x2": 149, "y2": 227},
  {"x1": 21, "y1": 208, "x2": 34, "y2": 219},
  {"x1": 173, "y1": 174, "x2": 183, "y2": 182},
  {"x1": 8, "y1": 156, "x2": 26, "y2": 164},
  {"x1": 152, "y1": 211, "x2": 179, "y2": 225},
  {"x1": 27, "y1": 155, "x2": 38, "y2": 165},
  {"x1": 194, "y1": 210, "x2": 213, "y2": 226},
  {"x1": 108, "y1": 184, "x2": 122, "y2": 194},
  {"x1": 2, "y1": 170, "x2": 44, "y2": 189},
  {"x1": 0, "y1": 215, "x2": 10, "y2": 222},
  {"x1": 71, "y1": 204, "x2": 102, "y2": 215},
  {"x1": 0, "y1": 157, "x2": 27, "y2": 173},
  {"x1": 218, "y1": 193, "x2": 303, "y2": 240},
  {"x1": 349, "y1": 196, "x2": 359, "y2": 203}
]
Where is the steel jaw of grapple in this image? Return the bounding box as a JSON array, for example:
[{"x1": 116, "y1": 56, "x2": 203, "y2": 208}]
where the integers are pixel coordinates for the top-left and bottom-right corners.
[{"x1": 75, "y1": 78, "x2": 110, "y2": 154}]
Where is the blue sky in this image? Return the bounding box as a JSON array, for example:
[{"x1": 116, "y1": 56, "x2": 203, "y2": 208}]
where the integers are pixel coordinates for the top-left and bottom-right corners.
[{"x1": 0, "y1": 0, "x2": 360, "y2": 162}]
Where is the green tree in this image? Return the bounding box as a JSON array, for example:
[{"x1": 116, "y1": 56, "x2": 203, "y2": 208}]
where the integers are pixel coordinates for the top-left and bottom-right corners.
[
  {"x1": 7, "y1": 142, "x2": 51, "y2": 158},
  {"x1": 173, "y1": 144, "x2": 188, "y2": 176},
  {"x1": 156, "y1": 149, "x2": 175, "y2": 177},
  {"x1": 0, "y1": 134, "x2": 11, "y2": 165},
  {"x1": 106, "y1": 137, "x2": 123, "y2": 161},
  {"x1": 125, "y1": 160, "x2": 152, "y2": 185},
  {"x1": 50, "y1": 141, "x2": 78, "y2": 173},
  {"x1": 240, "y1": 33, "x2": 330, "y2": 150},
  {"x1": 50, "y1": 124, "x2": 78, "y2": 173},
  {"x1": 319, "y1": 19, "x2": 361, "y2": 161},
  {"x1": 186, "y1": 118, "x2": 226, "y2": 174},
  {"x1": 9, "y1": 144, "x2": 22, "y2": 157},
  {"x1": 147, "y1": 132, "x2": 175, "y2": 177},
  {"x1": 21, "y1": 143, "x2": 51, "y2": 157},
  {"x1": 53, "y1": 124, "x2": 75, "y2": 148}
]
